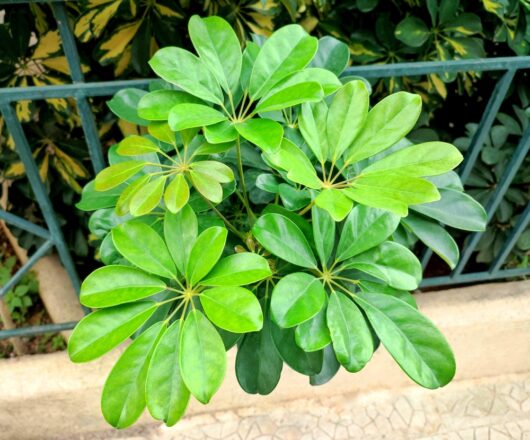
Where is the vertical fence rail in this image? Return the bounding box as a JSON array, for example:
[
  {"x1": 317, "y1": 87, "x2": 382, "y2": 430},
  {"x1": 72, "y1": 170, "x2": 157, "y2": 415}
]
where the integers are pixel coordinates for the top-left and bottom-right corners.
[{"x1": 0, "y1": 0, "x2": 529, "y2": 340}]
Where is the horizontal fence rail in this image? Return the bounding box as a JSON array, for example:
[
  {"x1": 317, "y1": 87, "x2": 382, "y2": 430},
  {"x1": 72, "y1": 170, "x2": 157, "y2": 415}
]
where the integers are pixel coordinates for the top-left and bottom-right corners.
[{"x1": 0, "y1": 1, "x2": 529, "y2": 341}]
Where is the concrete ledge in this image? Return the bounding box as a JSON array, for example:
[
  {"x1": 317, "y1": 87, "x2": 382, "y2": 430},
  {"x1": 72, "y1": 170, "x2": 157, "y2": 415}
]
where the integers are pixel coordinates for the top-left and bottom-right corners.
[{"x1": 1, "y1": 280, "x2": 529, "y2": 439}]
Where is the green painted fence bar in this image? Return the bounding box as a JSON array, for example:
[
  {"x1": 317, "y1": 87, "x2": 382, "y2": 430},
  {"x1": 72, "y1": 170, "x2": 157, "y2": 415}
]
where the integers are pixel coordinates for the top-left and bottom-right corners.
[{"x1": 0, "y1": 0, "x2": 529, "y2": 341}]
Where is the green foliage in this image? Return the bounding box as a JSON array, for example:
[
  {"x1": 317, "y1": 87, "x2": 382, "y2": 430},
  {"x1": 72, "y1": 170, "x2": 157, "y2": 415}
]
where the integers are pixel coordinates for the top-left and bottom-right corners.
[{"x1": 69, "y1": 17, "x2": 485, "y2": 429}]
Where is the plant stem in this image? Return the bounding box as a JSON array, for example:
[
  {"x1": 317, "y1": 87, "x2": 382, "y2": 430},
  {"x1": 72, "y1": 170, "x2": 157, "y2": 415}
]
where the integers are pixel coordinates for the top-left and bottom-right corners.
[
  {"x1": 235, "y1": 136, "x2": 256, "y2": 223},
  {"x1": 298, "y1": 200, "x2": 315, "y2": 216},
  {"x1": 199, "y1": 193, "x2": 246, "y2": 241}
]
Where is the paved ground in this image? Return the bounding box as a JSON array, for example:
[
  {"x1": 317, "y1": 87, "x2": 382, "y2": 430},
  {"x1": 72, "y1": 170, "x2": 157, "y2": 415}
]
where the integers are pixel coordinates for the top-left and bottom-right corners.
[{"x1": 78, "y1": 372, "x2": 530, "y2": 440}]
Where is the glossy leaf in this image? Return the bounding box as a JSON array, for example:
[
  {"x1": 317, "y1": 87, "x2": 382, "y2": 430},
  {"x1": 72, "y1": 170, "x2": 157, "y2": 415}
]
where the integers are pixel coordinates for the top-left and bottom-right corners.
[
  {"x1": 355, "y1": 292, "x2": 455, "y2": 389},
  {"x1": 117, "y1": 135, "x2": 160, "y2": 156},
  {"x1": 395, "y1": 17, "x2": 430, "y2": 47},
  {"x1": 186, "y1": 226, "x2": 227, "y2": 285},
  {"x1": 107, "y1": 88, "x2": 148, "y2": 126},
  {"x1": 189, "y1": 170, "x2": 223, "y2": 203},
  {"x1": 359, "y1": 280, "x2": 418, "y2": 309},
  {"x1": 312, "y1": 206, "x2": 335, "y2": 267},
  {"x1": 180, "y1": 310, "x2": 226, "y2": 403},
  {"x1": 80, "y1": 265, "x2": 166, "y2": 308},
  {"x1": 138, "y1": 90, "x2": 202, "y2": 120},
  {"x1": 295, "y1": 302, "x2": 331, "y2": 352},
  {"x1": 314, "y1": 189, "x2": 353, "y2": 222},
  {"x1": 255, "y1": 81, "x2": 323, "y2": 113},
  {"x1": 146, "y1": 320, "x2": 190, "y2": 426},
  {"x1": 309, "y1": 36, "x2": 350, "y2": 75},
  {"x1": 68, "y1": 301, "x2": 156, "y2": 363},
  {"x1": 77, "y1": 180, "x2": 122, "y2": 211},
  {"x1": 299, "y1": 101, "x2": 329, "y2": 162},
  {"x1": 271, "y1": 272, "x2": 326, "y2": 328},
  {"x1": 336, "y1": 205, "x2": 400, "y2": 261},
  {"x1": 164, "y1": 174, "x2": 189, "y2": 214},
  {"x1": 310, "y1": 344, "x2": 340, "y2": 386},
  {"x1": 95, "y1": 160, "x2": 145, "y2": 191},
  {"x1": 235, "y1": 118, "x2": 283, "y2": 153},
  {"x1": 240, "y1": 42, "x2": 259, "y2": 91},
  {"x1": 203, "y1": 120, "x2": 238, "y2": 144},
  {"x1": 200, "y1": 286, "x2": 263, "y2": 333},
  {"x1": 168, "y1": 103, "x2": 227, "y2": 131},
  {"x1": 164, "y1": 207, "x2": 198, "y2": 276},
  {"x1": 190, "y1": 161, "x2": 234, "y2": 183},
  {"x1": 113, "y1": 221, "x2": 176, "y2": 278},
  {"x1": 201, "y1": 253, "x2": 271, "y2": 286},
  {"x1": 101, "y1": 322, "x2": 164, "y2": 428},
  {"x1": 327, "y1": 291, "x2": 373, "y2": 372},
  {"x1": 253, "y1": 213, "x2": 317, "y2": 268},
  {"x1": 129, "y1": 176, "x2": 166, "y2": 216}
]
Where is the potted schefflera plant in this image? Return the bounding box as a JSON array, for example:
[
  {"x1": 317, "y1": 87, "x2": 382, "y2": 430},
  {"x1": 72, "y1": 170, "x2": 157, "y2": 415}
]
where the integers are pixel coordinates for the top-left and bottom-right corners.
[{"x1": 72, "y1": 15, "x2": 486, "y2": 429}]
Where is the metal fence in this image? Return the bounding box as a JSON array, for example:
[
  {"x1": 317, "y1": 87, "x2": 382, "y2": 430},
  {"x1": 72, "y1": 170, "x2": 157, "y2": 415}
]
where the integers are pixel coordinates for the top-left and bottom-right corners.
[{"x1": 0, "y1": 1, "x2": 529, "y2": 341}]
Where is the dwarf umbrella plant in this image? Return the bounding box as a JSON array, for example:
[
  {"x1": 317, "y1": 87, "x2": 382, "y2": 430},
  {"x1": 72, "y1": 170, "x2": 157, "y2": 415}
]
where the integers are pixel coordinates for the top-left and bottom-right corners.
[{"x1": 72, "y1": 15, "x2": 487, "y2": 428}]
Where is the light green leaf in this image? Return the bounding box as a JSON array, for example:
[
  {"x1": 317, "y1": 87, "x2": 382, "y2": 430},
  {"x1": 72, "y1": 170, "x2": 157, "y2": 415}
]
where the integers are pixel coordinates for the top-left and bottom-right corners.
[
  {"x1": 312, "y1": 206, "x2": 335, "y2": 267},
  {"x1": 95, "y1": 160, "x2": 145, "y2": 191},
  {"x1": 355, "y1": 292, "x2": 455, "y2": 389},
  {"x1": 402, "y1": 213, "x2": 459, "y2": 269},
  {"x1": 164, "y1": 207, "x2": 197, "y2": 276},
  {"x1": 253, "y1": 213, "x2": 317, "y2": 268},
  {"x1": 113, "y1": 221, "x2": 176, "y2": 278},
  {"x1": 327, "y1": 81, "x2": 369, "y2": 160},
  {"x1": 200, "y1": 286, "x2": 263, "y2": 333},
  {"x1": 189, "y1": 15, "x2": 242, "y2": 94},
  {"x1": 240, "y1": 42, "x2": 260, "y2": 91},
  {"x1": 310, "y1": 36, "x2": 350, "y2": 75},
  {"x1": 346, "y1": 92, "x2": 422, "y2": 164},
  {"x1": 102, "y1": 322, "x2": 165, "y2": 428},
  {"x1": 164, "y1": 174, "x2": 189, "y2": 214},
  {"x1": 342, "y1": 241, "x2": 422, "y2": 290},
  {"x1": 411, "y1": 188, "x2": 487, "y2": 231},
  {"x1": 115, "y1": 175, "x2": 150, "y2": 216},
  {"x1": 138, "y1": 90, "x2": 202, "y2": 121},
  {"x1": 189, "y1": 170, "x2": 223, "y2": 203},
  {"x1": 180, "y1": 310, "x2": 226, "y2": 403},
  {"x1": 203, "y1": 121, "x2": 238, "y2": 144},
  {"x1": 315, "y1": 189, "x2": 353, "y2": 222},
  {"x1": 336, "y1": 205, "x2": 400, "y2": 261},
  {"x1": 327, "y1": 291, "x2": 373, "y2": 372},
  {"x1": 146, "y1": 320, "x2": 190, "y2": 426},
  {"x1": 235, "y1": 118, "x2": 283, "y2": 153},
  {"x1": 280, "y1": 68, "x2": 341, "y2": 95},
  {"x1": 363, "y1": 142, "x2": 463, "y2": 177},
  {"x1": 186, "y1": 226, "x2": 227, "y2": 285},
  {"x1": 201, "y1": 253, "x2": 271, "y2": 286},
  {"x1": 130, "y1": 176, "x2": 166, "y2": 216},
  {"x1": 271, "y1": 272, "x2": 326, "y2": 328},
  {"x1": 359, "y1": 280, "x2": 418, "y2": 309},
  {"x1": 190, "y1": 161, "x2": 234, "y2": 183},
  {"x1": 68, "y1": 301, "x2": 156, "y2": 363},
  {"x1": 107, "y1": 88, "x2": 148, "y2": 126},
  {"x1": 168, "y1": 103, "x2": 227, "y2": 131},
  {"x1": 80, "y1": 265, "x2": 166, "y2": 308},
  {"x1": 249, "y1": 24, "x2": 318, "y2": 99},
  {"x1": 295, "y1": 302, "x2": 330, "y2": 352},
  {"x1": 148, "y1": 47, "x2": 223, "y2": 104},
  {"x1": 299, "y1": 101, "x2": 329, "y2": 162},
  {"x1": 117, "y1": 135, "x2": 160, "y2": 156},
  {"x1": 255, "y1": 81, "x2": 323, "y2": 113}
]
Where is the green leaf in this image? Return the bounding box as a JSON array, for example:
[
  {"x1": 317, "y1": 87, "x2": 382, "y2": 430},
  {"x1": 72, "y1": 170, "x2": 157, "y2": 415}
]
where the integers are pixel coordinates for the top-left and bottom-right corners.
[
  {"x1": 271, "y1": 272, "x2": 326, "y2": 328},
  {"x1": 363, "y1": 142, "x2": 463, "y2": 177},
  {"x1": 312, "y1": 206, "x2": 335, "y2": 267},
  {"x1": 402, "y1": 213, "x2": 459, "y2": 269},
  {"x1": 117, "y1": 135, "x2": 160, "y2": 156},
  {"x1": 310, "y1": 344, "x2": 340, "y2": 386},
  {"x1": 146, "y1": 320, "x2": 190, "y2": 426},
  {"x1": 186, "y1": 226, "x2": 227, "y2": 285},
  {"x1": 189, "y1": 15, "x2": 242, "y2": 95},
  {"x1": 149, "y1": 47, "x2": 223, "y2": 105},
  {"x1": 203, "y1": 120, "x2": 238, "y2": 144},
  {"x1": 355, "y1": 292, "x2": 455, "y2": 389},
  {"x1": 200, "y1": 286, "x2": 263, "y2": 333},
  {"x1": 444, "y1": 13, "x2": 482, "y2": 35},
  {"x1": 327, "y1": 81, "x2": 369, "y2": 160},
  {"x1": 280, "y1": 68, "x2": 341, "y2": 95},
  {"x1": 180, "y1": 310, "x2": 226, "y2": 403},
  {"x1": 190, "y1": 161, "x2": 234, "y2": 183},
  {"x1": 102, "y1": 322, "x2": 165, "y2": 428},
  {"x1": 310, "y1": 36, "x2": 350, "y2": 75},
  {"x1": 345, "y1": 172, "x2": 440, "y2": 216},
  {"x1": 138, "y1": 90, "x2": 202, "y2": 121},
  {"x1": 164, "y1": 207, "x2": 197, "y2": 276},
  {"x1": 236, "y1": 306, "x2": 283, "y2": 395},
  {"x1": 346, "y1": 92, "x2": 422, "y2": 164},
  {"x1": 235, "y1": 118, "x2": 283, "y2": 153},
  {"x1": 164, "y1": 174, "x2": 189, "y2": 214},
  {"x1": 327, "y1": 291, "x2": 373, "y2": 372},
  {"x1": 129, "y1": 176, "x2": 166, "y2": 216},
  {"x1": 107, "y1": 88, "x2": 148, "y2": 126},
  {"x1": 240, "y1": 42, "x2": 260, "y2": 91},
  {"x1": 359, "y1": 280, "x2": 418, "y2": 309},
  {"x1": 189, "y1": 170, "x2": 223, "y2": 203},
  {"x1": 77, "y1": 180, "x2": 121, "y2": 211},
  {"x1": 411, "y1": 188, "x2": 487, "y2": 231},
  {"x1": 342, "y1": 241, "x2": 422, "y2": 290},
  {"x1": 201, "y1": 253, "x2": 271, "y2": 286},
  {"x1": 113, "y1": 221, "x2": 176, "y2": 278},
  {"x1": 68, "y1": 301, "x2": 156, "y2": 363},
  {"x1": 168, "y1": 103, "x2": 227, "y2": 131},
  {"x1": 336, "y1": 205, "x2": 400, "y2": 261},
  {"x1": 278, "y1": 184, "x2": 311, "y2": 211},
  {"x1": 80, "y1": 265, "x2": 166, "y2": 308},
  {"x1": 249, "y1": 24, "x2": 318, "y2": 99},
  {"x1": 395, "y1": 17, "x2": 430, "y2": 47},
  {"x1": 271, "y1": 322, "x2": 323, "y2": 375},
  {"x1": 253, "y1": 213, "x2": 317, "y2": 268},
  {"x1": 95, "y1": 160, "x2": 145, "y2": 191},
  {"x1": 299, "y1": 101, "x2": 329, "y2": 163},
  {"x1": 314, "y1": 189, "x2": 353, "y2": 222},
  {"x1": 295, "y1": 302, "x2": 331, "y2": 352},
  {"x1": 255, "y1": 81, "x2": 323, "y2": 113}
]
